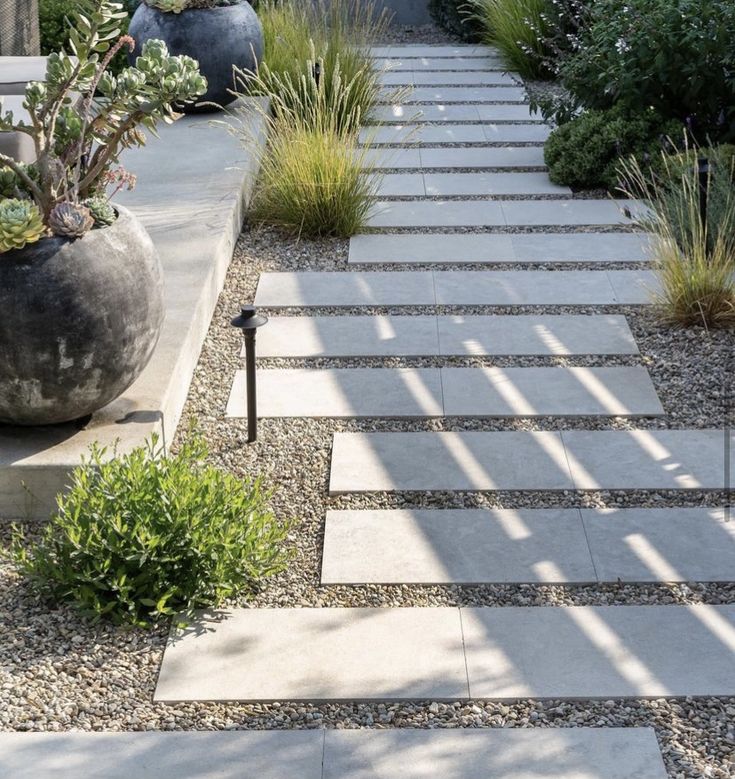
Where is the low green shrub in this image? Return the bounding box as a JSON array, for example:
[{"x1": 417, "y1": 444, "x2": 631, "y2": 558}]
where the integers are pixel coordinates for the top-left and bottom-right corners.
[
  {"x1": 555, "y1": 0, "x2": 735, "y2": 142},
  {"x1": 621, "y1": 152, "x2": 735, "y2": 328},
  {"x1": 10, "y1": 435, "x2": 290, "y2": 627},
  {"x1": 544, "y1": 107, "x2": 682, "y2": 190},
  {"x1": 428, "y1": 0, "x2": 484, "y2": 41},
  {"x1": 469, "y1": 0, "x2": 553, "y2": 80}
]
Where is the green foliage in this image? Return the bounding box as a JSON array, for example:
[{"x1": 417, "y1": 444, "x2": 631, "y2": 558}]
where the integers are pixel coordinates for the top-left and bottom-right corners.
[
  {"x1": 0, "y1": 0, "x2": 206, "y2": 239},
  {"x1": 556, "y1": 0, "x2": 735, "y2": 141},
  {"x1": 251, "y1": 0, "x2": 386, "y2": 135},
  {"x1": 143, "y1": 0, "x2": 239, "y2": 11},
  {"x1": 544, "y1": 106, "x2": 681, "y2": 190},
  {"x1": 0, "y1": 199, "x2": 46, "y2": 252},
  {"x1": 428, "y1": 0, "x2": 484, "y2": 41},
  {"x1": 10, "y1": 435, "x2": 290, "y2": 627},
  {"x1": 620, "y1": 151, "x2": 735, "y2": 328},
  {"x1": 469, "y1": 0, "x2": 553, "y2": 80}
]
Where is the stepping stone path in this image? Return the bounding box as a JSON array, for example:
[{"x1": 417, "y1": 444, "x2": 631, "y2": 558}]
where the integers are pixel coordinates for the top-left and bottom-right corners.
[
  {"x1": 156, "y1": 45, "x2": 733, "y2": 771},
  {"x1": 0, "y1": 729, "x2": 670, "y2": 779}
]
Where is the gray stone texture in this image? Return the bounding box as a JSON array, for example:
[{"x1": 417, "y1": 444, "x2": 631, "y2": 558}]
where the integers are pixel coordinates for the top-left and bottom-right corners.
[{"x1": 368, "y1": 104, "x2": 543, "y2": 122}]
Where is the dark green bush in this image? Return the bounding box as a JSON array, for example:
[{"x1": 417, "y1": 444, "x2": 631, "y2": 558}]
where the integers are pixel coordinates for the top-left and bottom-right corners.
[
  {"x1": 556, "y1": 0, "x2": 735, "y2": 142},
  {"x1": 545, "y1": 106, "x2": 682, "y2": 190},
  {"x1": 39, "y1": 0, "x2": 137, "y2": 71},
  {"x1": 10, "y1": 435, "x2": 290, "y2": 627},
  {"x1": 429, "y1": 0, "x2": 484, "y2": 41}
]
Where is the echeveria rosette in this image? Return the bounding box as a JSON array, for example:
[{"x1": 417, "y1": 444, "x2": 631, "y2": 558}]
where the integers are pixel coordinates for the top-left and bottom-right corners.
[{"x1": 0, "y1": 199, "x2": 46, "y2": 253}]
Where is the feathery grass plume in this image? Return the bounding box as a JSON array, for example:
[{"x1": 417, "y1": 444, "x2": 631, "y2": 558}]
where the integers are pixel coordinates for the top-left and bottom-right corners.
[
  {"x1": 468, "y1": 0, "x2": 553, "y2": 80},
  {"x1": 620, "y1": 147, "x2": 735, "y2": 328}
]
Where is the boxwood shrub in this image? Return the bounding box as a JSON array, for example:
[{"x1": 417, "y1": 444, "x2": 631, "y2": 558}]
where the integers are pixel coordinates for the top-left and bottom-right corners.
[{"x1": 545, "y1": 106, "x2": 682, "y2": 191}]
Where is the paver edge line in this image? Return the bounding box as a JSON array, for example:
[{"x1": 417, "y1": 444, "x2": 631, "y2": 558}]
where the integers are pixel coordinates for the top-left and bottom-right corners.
[
  {"x1": 576, "y1": 507, "x2": 601, "y2": 583},
  {"x1": 320, "y1": 729, "x2": 327, "y2": 779},
  {"x1": 457, "y1": 607, "x2": 472, "y2": 699},
  {"x1": 558, "y1": 430, "x2": 580, "y2": 491}
]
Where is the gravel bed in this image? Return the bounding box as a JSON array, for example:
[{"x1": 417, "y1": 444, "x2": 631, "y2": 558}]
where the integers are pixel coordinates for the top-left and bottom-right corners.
[{"x1": 374, "y1": 24, "x2": 459, "y2": 45}]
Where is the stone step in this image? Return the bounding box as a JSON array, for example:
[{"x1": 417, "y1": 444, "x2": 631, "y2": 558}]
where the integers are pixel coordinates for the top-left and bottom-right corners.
[
  {"x1": 348, "y1": 232, "x2": 651, "y2": 264},
  {"x1": 363, "y1": 146, "x2": 546, "y2": 169},
  {"x1": 367, "y1": 199, "x2": 639, "y2": 228},
  {"x1": 322, "y1": 507, "x2": 734, "y2": 584},
  {"x1": 360, "y1": 123, "x2": 551, "y2": 145},
  {"x1": 254, "y1": 314, "x2": 639, "y2": 357},
  {"x1": 376, "y1": 172, "x2": 570, "y2": 197},
  {"x1": 374, "y1": 56, "x2": 506, "y2": 71},
  {"x1": 0, "y1": 729, "x2": 670, "y2": 779},
  {"x1": 367, "y1": 45, "x2": 501, "y2": 58},
  {"x1": 381, "y1": 87, "x2": 526, "y2": 103},
  {"x1": 329, "y1": 429, "x2": 732, "y2": 493},
  {"x1": 368, "y1": 104, "x2": 544, "y2": 123},
  {"x1": 154, "y1": 604, "x2": 735, "y2": 701},
  {"x1": 254, "y1": 270, "x2": 657, "y2": 307},
  {"x1": 380, "y1": 72, "x2": 520, "y2": 87},
  {"x1": 226, "y1": 367, "x2": 663, "y2": 419}
]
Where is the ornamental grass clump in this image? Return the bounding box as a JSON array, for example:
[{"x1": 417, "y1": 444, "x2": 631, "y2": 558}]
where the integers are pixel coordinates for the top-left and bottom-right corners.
[
  {"x1": 253, "y1": 0, "x2": 387, "y2": 133},
  {"x1": 469, "y1": 0, "x2": 553, "y2": 80},
  {"x1": 10, "y1": 435, "x2": 290, "y2": 627},
  {"x1": 620, "y1": 150, "x2": 735, "y2": 328},
  {"x1": 241, "y1": 61, "x2": 380, "y2": 238},
  {"x1": 0, "y1": 0, "x2": 206, "y2": 252}
]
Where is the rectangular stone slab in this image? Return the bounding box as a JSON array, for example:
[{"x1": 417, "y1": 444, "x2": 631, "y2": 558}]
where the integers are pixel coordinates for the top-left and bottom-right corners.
[
  {"x1": 255, "y1": 315, "x2": 440, "y2": 357},
  {"x1": 323, "y1": 729, "x2": 668, "y2": 779},
  {"x1": 154, "y1": 607, "x2": 469, "y2": 701},
  {"x1": 349, "y1": 232, "x2": 651, "y2": 264},
  {"x1": 360, "y1": 123, "x2": 550, "y2": 145},
  {"x1": 322, "y1": 508, "x2": 597, "y2": 584},
  {"x1": 462, "y1": 604, "x2": 735, "y2": 698},
  {"x1": 367, "y1": 46, "x2": 500, "y2": 57},
  {"x1": 367, "y1": 200, "x2": 632, "y2": 228},
  {"x1": 226, "y1": 368, "x2": 444, "y2": 418},
  {"x1": 0, "y1": 732, "x2": 324, "y2": 779},
  {"x1": 227, "y1": 366, "x2": 661, "y2": 419},
  {"x1": 329, "y1": 431, "x2": 575, "y2": 492},
  {"x1": 381, "y1": 72, "x2": 521, "y2": 87},
  {"x1": 255, "y1": 314, "x2": 637, "y2": 357},
  {"x1": 386, "y1": 87, "x2": 526, "y2": 102},
  {"x1": 365, "y1": 147, "x2": 546, "y2": 170},
  {"x1": 561, "y1": 429, "x2": 733, "y2": 490},
  {"x1": 254, "y1": 271, "x2": 436, "y2": 307},
  {"x1": 433, "y1": 270, "x2": 657, "y2": 305},
  {"x1": 375, "y1": 173, "x2": 428, "y2": 196},
  {"x1": 374, "y1": 57, "x2": 506, "y2": 71},
  {"x1": 441, "y1": 366, "x2": 663, "y2": 417},
  {"x1": 422, "y1": 172, "x2": 570, "y2": 196},
  {"x1": 581, "y1": 507, "x2": 735, "y2": 583},
  {"x1": 436, "y1": 314, "x2": 638, "y2": 355},
  {"x1": 360, "y1": 123, "x2": 489, "y2": 144},
  {"x1": 368, "y1": 104, "x2": 543, "y2": 123}
]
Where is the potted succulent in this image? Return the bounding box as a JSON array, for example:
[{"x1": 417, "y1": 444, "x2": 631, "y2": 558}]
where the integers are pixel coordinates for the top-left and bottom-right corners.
[
  {"x1": 0, "y1": 0, "x2": 207, "y2": 426},
  {"x1": 129, "y1": 0, "x2": 264, "y2": 112}
]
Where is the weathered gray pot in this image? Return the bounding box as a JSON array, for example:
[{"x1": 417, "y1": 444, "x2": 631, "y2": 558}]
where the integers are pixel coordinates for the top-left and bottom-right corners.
[
  {"x1": 129, "y1": 1, "x2": 264, "y2": 113},
  {"x1": 0, "y1": 206, "x2": 164, "y2": 426}
]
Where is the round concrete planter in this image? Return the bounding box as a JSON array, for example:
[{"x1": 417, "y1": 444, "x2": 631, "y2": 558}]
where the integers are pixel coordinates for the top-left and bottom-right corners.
[
  {"x1": 129, "y1": 1, "x2": 264, "y2": 113},
  {"x1": 0, "y1": 206, "x2": 164, "y2": 426}
]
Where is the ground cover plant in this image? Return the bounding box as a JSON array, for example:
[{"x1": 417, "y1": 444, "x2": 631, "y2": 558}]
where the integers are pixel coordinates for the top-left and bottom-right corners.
[
  {"x1": 621, "y1": 148, "x2": 735, "y2": 328},
  {"x1": 8, "y1": 435, "x2": 290, "y2": 627}
]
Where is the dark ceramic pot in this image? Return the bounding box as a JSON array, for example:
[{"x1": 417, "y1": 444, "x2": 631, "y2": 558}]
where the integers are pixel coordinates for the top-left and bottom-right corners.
[
  {"x1": 128, "y1": 1, "x2": 264, "y2": 113},
  {"x1": 0, "y1": 206, "x2": 164, "y2": 426}
]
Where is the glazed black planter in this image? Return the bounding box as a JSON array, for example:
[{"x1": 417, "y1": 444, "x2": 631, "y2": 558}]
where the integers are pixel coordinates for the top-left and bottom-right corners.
[
  {"x1": 0, "y1": 206, "x2": 164, "y2": 426},
  {"x1": 129, "y1": 1, "x2": 264, "y2": 113}
]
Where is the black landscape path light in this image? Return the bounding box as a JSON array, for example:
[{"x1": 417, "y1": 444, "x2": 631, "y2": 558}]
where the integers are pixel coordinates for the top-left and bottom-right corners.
[{"x1": 231, "y1": 305, "x2": 268, "y2": 443}]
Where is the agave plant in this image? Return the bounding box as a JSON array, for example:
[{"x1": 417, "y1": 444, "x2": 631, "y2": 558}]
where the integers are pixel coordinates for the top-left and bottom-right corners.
[{"x1": 0, "y1": 0, "x2": 207, "y2": 250}]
